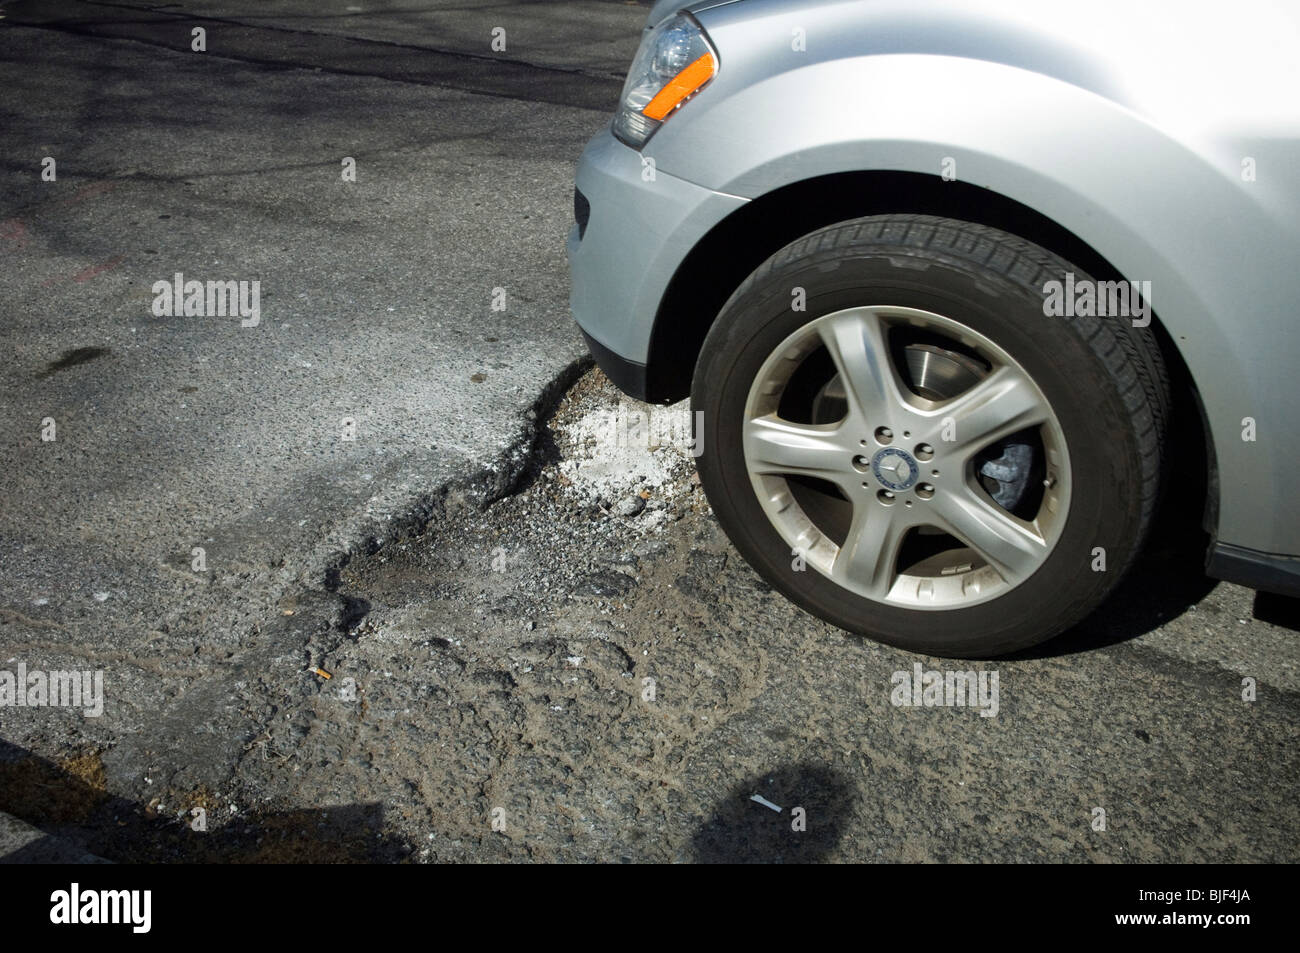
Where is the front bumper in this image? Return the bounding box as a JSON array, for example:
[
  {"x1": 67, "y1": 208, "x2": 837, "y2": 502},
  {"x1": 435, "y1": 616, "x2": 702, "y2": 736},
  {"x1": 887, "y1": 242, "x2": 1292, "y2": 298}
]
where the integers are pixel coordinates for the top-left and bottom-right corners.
[
  {"x1": 577, "y1": 327, "x2": 649, "y2": 398},
  {"x1": 567, "y1": 124, "x2": 747, "y2": 400}
]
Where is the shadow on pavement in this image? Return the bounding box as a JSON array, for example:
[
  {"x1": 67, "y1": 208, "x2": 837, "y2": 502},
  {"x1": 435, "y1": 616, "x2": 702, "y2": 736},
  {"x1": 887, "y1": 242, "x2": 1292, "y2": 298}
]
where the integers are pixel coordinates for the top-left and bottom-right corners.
[
  {"x1": 691, "y1": 763, "x2": 855, "y2": 863},
  {"x1": 0, "y1": 739, "x2": 411, "y2": 863},
  {"x1": 1252, "y1": 591, "x2": 1300, "y2": 633}
]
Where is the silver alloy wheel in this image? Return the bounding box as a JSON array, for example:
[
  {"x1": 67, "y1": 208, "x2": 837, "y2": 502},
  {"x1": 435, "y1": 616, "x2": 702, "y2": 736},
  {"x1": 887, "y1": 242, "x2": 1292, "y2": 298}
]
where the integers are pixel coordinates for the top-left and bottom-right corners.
[{"x1": 742, "y1": 305, "x2": 1071, "y2": 609}]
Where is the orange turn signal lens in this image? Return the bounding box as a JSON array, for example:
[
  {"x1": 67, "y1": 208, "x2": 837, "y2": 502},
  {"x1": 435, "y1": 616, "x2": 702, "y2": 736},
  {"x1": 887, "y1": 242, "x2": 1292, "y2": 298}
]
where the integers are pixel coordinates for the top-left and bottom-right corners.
[{"x1": 642, "y1": 52, "x2": 716, "y2": 121}]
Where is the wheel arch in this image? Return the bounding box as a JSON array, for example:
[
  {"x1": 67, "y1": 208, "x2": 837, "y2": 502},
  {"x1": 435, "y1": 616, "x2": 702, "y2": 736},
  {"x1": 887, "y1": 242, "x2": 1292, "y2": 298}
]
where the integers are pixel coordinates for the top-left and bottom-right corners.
[{"x1": 646, "y1": 170, "x2": 1215, "y2": 535}]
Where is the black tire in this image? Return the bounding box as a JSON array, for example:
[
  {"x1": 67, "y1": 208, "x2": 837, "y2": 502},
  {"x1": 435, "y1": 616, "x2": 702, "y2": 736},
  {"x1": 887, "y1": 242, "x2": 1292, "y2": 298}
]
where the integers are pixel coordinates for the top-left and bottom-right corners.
[{"x1": 691, "y1": 214, "x2": 1170, "y2": 657}]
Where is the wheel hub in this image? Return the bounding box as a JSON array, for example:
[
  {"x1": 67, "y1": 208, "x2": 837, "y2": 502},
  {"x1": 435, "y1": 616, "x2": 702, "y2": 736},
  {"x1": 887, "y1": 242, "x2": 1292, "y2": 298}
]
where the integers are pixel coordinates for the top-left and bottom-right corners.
[{"x1": 871, "y1": 447, "x2": 919, "y2": 491}]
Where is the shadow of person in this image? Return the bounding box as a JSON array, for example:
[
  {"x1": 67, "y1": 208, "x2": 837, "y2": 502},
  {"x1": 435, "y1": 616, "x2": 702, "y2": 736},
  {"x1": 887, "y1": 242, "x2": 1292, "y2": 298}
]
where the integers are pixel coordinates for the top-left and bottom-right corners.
[{"x1": 691, "y1": 763, "x2": 855, "y2": 863}]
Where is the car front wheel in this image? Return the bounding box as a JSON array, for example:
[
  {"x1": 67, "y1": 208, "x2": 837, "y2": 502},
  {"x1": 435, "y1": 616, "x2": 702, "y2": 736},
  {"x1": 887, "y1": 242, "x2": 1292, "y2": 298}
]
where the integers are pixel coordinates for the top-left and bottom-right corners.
[{"x1": 692, "y1": 215, "x2": 1169, "y2": 657}]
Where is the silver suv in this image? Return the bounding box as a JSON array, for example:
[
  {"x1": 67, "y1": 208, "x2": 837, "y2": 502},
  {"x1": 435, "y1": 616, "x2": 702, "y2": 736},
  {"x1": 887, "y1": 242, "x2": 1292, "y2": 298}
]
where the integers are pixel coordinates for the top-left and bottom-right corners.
[{"x1": 568, "y1": 0, "x2": 1300, "y2": 656}]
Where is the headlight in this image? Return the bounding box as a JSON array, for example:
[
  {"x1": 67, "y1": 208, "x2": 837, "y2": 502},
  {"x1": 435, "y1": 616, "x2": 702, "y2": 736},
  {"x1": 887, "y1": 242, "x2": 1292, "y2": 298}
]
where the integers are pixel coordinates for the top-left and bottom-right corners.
[{"x1": 613, "y1": 13, "x2": 717, "y2": 148}]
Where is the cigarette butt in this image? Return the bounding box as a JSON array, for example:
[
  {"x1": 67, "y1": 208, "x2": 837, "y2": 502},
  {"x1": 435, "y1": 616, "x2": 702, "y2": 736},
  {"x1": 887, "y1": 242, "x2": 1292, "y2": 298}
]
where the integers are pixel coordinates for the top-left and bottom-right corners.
[
  {"x1": 308, "y1": 666, "x2": 332, "y2": 680},
  {"x1": 750, "y1": 794, "x2": 782, "y2": 813}
]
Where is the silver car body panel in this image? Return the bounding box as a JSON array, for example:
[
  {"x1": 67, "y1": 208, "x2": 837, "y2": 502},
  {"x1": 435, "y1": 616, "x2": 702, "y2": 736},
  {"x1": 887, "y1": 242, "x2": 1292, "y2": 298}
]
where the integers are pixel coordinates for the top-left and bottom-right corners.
[{"x1": 570, "y1": 0, "x2": 1300, "y2": 562}]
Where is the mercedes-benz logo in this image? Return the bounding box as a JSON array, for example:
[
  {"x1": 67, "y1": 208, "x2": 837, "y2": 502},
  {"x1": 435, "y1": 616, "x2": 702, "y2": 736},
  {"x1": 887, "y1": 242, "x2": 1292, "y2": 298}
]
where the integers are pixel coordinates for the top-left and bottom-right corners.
[{"x1": 871, "y1": 447, "x2": 919, "y2": 491}]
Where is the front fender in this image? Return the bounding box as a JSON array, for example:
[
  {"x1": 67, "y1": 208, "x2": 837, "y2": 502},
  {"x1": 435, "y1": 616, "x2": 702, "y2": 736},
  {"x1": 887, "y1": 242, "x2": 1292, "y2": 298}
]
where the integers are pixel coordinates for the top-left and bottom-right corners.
[{"x1": 647, "y1": 8, "x2": 1300, "y2": 556}]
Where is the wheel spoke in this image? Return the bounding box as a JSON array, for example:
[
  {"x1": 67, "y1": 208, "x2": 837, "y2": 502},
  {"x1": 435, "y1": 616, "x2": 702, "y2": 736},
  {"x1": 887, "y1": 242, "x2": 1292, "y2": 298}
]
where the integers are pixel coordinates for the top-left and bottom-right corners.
[
  {"x1": 931, "y1": 485, "x2": 1047, "y2": 583},
  {"x1": 818, "y1": 309, "x2": 908, "y2": 421},
  {"x1": 928, "y1": 365, "x2": 1048, "y2": 458},
  {"x1": 744, "y1": 414, "x2": 851, "y2": 486},
  {"x1": 833, "y1": 502, "x2": 911, "y2": 599}
]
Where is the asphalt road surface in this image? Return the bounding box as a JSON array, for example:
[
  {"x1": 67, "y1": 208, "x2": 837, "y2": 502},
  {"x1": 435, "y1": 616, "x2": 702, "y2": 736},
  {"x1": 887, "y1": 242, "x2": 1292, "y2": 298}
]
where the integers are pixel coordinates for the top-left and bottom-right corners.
[{"x1": 1, "y1": 0, "x2": 1297, "y2": 863}]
